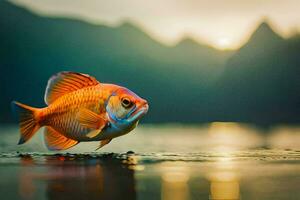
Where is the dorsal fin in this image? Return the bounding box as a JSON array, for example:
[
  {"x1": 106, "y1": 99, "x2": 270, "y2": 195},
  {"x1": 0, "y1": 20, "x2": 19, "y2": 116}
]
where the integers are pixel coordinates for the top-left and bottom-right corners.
[{"x1": 44, "y1": 71, "x2": 100, "y2": 105}]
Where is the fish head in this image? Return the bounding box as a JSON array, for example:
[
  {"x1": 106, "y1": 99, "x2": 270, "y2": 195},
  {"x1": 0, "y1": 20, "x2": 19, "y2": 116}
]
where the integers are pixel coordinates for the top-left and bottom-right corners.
[{"x1": 106, "y1": 87, "x2": 149, "y2": 131}]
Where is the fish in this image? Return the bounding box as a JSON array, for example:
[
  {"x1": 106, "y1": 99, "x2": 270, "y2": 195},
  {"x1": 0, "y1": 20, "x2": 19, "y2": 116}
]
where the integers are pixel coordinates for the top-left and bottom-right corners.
[{"x1": 12, "y1": 71, "x2": 149, "y2": 151}]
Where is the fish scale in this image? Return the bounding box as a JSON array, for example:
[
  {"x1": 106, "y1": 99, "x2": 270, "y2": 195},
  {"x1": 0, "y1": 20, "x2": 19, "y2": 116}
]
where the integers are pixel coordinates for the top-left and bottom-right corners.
[{"x1": 42, "y1": 86, "x2": 107, "y2": 140}]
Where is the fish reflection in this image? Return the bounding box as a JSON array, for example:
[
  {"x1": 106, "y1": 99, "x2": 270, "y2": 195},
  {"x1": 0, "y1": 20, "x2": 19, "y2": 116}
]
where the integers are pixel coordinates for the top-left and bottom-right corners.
[
  {"x1": 19, "y1": 155, "x2": 36, "y2": 200},
  {"x1": 19, "y1": 154, "x2": 136, "y2": 200}
]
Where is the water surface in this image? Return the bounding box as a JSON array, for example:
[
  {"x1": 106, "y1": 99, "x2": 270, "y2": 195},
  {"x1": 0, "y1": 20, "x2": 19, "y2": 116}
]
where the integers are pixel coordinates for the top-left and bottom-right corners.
[{"x1": 0, "y1": 123, "x2": 299, "y2": 200}]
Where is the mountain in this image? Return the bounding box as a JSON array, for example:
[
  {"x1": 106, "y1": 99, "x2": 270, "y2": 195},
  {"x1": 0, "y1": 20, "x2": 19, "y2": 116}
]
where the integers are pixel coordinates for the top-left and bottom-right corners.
[
  {"x1": 0, "y1": 0, "x2": 231, "y2": 123},
  {"x1": 0, "y1": 1, "x2": 299, "y2": 126},
  {"x1": 215, "y1": 21, "x2": 300, "y2": 125}
]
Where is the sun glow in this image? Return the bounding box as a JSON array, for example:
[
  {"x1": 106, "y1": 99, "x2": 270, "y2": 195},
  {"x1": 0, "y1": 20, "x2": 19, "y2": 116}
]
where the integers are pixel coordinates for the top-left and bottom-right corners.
[
  {"x1": 214, "y1": 37, "x2": 233, "y2": 50},
  {"x1": 10, "y1": 0, "x2": 300, "y2": 51}
]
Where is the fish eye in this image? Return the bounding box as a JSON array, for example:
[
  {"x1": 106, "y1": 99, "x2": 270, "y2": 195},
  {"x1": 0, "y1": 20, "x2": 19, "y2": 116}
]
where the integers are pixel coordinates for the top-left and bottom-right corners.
[{"x1": 121, "y1": 98, "x2": 133, "y2": 108}]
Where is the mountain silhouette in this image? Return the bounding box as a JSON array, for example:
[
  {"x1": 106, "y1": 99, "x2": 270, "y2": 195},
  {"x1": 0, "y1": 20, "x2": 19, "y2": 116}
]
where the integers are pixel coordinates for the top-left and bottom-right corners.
[
  {"x1": 216, "y1": 19, "x2": 300, "y2": 125},
  {"x1": 1, "y1": 1, "x2": 299, "y2": 126}
]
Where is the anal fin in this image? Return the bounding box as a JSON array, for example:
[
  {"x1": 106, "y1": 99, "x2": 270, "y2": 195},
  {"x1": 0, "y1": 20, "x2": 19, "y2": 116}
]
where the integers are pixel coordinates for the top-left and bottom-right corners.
[
  {"x1": 96, "y1": 139, "x2": 112, "y2": 150},
  {"x1": 44, "y1": 126, "x2": 79, "y2": 151}
]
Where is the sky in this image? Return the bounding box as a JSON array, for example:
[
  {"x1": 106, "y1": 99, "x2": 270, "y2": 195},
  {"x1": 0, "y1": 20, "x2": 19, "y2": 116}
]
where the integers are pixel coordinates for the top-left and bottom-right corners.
[{"x1": 10, "y1": 0, "x2": 300, "y2": 50}]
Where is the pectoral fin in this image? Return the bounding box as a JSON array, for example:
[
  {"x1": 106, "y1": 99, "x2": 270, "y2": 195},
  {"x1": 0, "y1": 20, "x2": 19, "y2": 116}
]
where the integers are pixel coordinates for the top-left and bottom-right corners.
[
  {"x1": 77, "y1": 108, "x2": 107, "y2": 131},
  {"x1": 96, "y1": 139, "x2": 112, "y2": 150},
  {"x1": 44, "y1": 126, "x2": 79, "y2": 151}
]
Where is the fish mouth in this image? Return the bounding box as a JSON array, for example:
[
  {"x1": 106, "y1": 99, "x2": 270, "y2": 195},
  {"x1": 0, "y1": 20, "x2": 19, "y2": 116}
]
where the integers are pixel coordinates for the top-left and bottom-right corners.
[{"x1": 129, "y1": 103, "x2": 149, "y2": 119}]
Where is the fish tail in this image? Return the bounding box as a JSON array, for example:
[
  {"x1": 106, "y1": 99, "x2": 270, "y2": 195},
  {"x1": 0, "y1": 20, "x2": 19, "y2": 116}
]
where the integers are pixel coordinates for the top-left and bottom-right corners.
[{"x1": 11, "y1": 101, "x2": 42, "y2": 144}]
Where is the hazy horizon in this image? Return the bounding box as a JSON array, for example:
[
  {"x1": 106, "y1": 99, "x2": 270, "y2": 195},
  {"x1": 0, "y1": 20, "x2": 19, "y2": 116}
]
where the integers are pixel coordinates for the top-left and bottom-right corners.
[{"x1": 10, "y1": 0, "x2": 300, "y2": 50}]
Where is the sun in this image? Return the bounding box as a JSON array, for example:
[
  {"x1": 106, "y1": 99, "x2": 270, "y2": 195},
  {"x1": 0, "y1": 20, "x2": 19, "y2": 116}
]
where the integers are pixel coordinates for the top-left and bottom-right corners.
[{"x1": 215, "y1": 37, "x2": 233, "y2": 50}]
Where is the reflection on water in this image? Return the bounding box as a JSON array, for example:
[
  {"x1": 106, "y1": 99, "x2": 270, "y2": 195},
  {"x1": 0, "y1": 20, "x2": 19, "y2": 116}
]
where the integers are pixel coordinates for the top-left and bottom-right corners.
[
  {"x1": 159, "y1": 148, "x2": 242, "y2": 200},
  {"x1": 18, "y1": 154, "x2": 136, "y2": 200},
  {"x1": 209, "y1": 172, "x2": 239, "y2": 200},
  {"x1": 0, "y1": 150, "x2": 298, "y2": 200},
  {"x1": 207, "y1": 156, "x2": 240, "y2": 200},
  {"x1": 161, "y1": 162, "x2": 190, "y2": 200},
  {"x1": 0, "y1": 123, "x2": 299, "y2": 200}
]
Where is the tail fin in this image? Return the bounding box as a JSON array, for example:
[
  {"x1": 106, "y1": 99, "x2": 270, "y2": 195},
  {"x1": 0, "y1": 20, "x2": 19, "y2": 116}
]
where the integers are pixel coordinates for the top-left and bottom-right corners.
[{"x1": 11, "y1": 101, "x2": 41, "y2": 144}]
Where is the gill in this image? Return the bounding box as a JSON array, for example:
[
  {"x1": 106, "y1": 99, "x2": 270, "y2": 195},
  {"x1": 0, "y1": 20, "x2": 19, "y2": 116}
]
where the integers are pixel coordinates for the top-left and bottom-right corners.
[{"x1": 104, "y1": 93, "x2": 137, "y2": 131}]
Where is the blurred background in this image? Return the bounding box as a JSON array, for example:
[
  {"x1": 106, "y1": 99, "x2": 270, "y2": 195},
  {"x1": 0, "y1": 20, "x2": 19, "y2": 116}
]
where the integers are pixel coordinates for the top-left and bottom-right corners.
[
  {"x1": 1, "y1": 1, "x2": 300, "y2": 200},
  {"x1": 1, "y1": 0, "x2": 300, "y2": 127}
]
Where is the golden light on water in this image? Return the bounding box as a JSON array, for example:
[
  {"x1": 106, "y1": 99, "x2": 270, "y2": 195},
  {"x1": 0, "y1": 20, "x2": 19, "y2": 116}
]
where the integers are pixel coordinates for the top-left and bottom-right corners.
[
  {"x1": 158, "y1": 153, "x2": 241, "y2": 200},
  {"x1": 209, "y1": 174, "x2": 240, "y2": 200},
  {"x1": 155, "y1": 123, "x2": 250, "y2": 200},
  {"x1": 208, "y1": 122, "x2": 263, "y2": 151},
  {"x1": 162, "y1": 172, "x2": 189, "y2": 183},
  {"x1": 202, "y1": 125, "x2": 242, "y2": 200},
  {"x1": 6, "y1": 124, "x2": 299, "y2": 200},
  {"x1": 267, "y1": 126, "x2": 300, "y2": 149},
  {"x1": 161, "y1": 162, "x2": 190, "y2": 200},
  {"x1": 207, "y1": 151, "x2": 240, "y2": 200}
]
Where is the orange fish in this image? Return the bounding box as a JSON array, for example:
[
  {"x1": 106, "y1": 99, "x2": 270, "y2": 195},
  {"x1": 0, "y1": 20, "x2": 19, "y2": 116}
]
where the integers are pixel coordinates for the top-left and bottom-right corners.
[{"x1": 12, "y1": 72, "x2": 149, "y2": 151}]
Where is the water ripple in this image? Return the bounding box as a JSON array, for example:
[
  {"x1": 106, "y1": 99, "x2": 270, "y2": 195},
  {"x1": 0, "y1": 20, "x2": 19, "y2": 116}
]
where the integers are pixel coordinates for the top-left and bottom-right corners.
[{"x1": 0, "y1": 149, "x2": 299, "y2": 165}]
